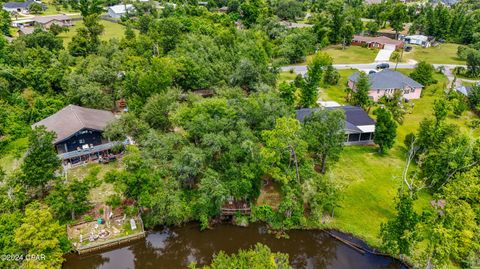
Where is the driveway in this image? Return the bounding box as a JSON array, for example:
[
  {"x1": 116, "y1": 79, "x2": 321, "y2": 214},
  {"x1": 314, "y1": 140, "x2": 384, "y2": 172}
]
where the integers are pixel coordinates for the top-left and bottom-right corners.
[{"x1": 374, "y1": 49, "x2": 394, "y2": 62}]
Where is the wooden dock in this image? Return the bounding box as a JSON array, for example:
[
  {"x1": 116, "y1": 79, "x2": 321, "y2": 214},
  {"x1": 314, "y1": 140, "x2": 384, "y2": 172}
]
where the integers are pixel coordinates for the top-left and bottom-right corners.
[{"x1": 76, "y1": 232, "x2": 146, "y2": 254}]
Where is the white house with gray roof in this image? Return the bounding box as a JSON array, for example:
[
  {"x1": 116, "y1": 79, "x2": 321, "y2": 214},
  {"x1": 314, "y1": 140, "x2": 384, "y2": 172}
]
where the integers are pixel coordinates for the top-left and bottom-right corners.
[{"x1": 348, "y1": 69, "x2": 423, "y2": 102}]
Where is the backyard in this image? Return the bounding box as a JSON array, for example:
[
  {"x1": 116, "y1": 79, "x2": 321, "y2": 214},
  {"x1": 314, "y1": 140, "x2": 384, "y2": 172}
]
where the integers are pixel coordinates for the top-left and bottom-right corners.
[
  {"x1": 320, "y1": 69, "x2": 479, "y2": 248},
  {"x1": 58, "y1": 20, "x2": 128, "y2": 45}
]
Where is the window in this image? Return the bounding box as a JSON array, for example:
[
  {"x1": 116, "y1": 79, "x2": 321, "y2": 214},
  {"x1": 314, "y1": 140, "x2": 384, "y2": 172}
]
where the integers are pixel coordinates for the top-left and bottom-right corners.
[{"x1": 79, "y1": 139, "x2": 85, "y2": 144}]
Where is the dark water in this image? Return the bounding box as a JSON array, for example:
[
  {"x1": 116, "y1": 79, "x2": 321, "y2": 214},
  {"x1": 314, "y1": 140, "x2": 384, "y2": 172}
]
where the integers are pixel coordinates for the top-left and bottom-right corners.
[{"x1": 63, "y1": 223, "x2": 407, "y2": 269}]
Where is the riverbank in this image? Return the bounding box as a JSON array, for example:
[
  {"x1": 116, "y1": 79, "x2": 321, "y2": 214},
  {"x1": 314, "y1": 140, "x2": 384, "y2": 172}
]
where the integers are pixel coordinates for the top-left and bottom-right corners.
[{"x1": 63, "y1": 222, "x2": 409, "y2": 269}]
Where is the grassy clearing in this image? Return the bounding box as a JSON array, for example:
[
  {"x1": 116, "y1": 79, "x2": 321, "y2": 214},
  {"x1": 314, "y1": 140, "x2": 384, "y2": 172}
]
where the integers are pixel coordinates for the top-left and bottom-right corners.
[
  {"x1": 320, "y1": 69, "x2": 479, "y2": 247},
  {"x1": 319, "y1": 69, "x2": 357, "y2": 104},
  {"x1": 0, "y1": 138, "x2": 28, "y2": 174},
  {"x1": 403, "y1": 43, "x2": 464, "y2": 65},
  {"x1": 58, "y1": 20, "x2": 128, "y2": 45},
  {"x1": 319, "y1": 45, "x2": 378, "y2": 64}
]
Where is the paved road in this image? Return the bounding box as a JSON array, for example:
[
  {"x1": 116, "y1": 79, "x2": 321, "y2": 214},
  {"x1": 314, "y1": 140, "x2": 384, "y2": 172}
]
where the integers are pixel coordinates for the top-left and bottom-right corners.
[{"x1": 280, "y1": 62, "x2": 466, "y2": 74}]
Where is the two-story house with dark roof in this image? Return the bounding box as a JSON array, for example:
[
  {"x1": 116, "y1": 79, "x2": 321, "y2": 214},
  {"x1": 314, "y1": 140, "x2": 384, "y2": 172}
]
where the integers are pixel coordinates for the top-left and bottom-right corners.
[
  {"x1": 348, "y1": 69, "x2": 423, "y2": 102},
  {"x1": 32, "y1": 105, "x2": 118, "y2": 164},
  {"x1": 296, "y1": 106, "x2": 376, "y2": 145}
]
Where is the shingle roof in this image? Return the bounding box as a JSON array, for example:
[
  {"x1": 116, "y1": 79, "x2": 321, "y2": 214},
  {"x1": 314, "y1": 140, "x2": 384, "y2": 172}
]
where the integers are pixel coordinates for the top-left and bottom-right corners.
[
  {"x1": 33, "y1": 14, "x2": 71, "y2": 24},
  {"x1": 349, "y1": 69, "x2": 423, "y2": 90},
  {"x1": 3, "y1": 0, "x2": 32, "y2": 9},
  {"x1": 296, "y1": 106, "x2": 375, "y2": 133},
  {"x1": 32, "y1": 105, "x2": 115, "y2": 144},
  {"x1": 352, "y1": 35, "x2": 404, "y2": 47}
]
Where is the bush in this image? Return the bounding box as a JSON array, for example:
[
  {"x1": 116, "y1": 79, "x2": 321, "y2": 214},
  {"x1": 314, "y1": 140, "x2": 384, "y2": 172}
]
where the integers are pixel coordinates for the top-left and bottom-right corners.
[
  {"x1": 83, "y1": 215, "x2": 93, "y2": 222},
  {"x1": 106, "y1": 194, "x2": 122, "y2": 209}
]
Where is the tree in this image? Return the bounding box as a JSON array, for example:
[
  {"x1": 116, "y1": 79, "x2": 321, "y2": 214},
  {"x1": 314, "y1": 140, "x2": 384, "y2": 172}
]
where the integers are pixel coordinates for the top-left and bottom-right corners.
[
  {"x1": 352, "y1": 72, "x2": 372, "y2": 111},
  {"x1": 302, "y1": 109, "x2": 345, "y2": 173},
  {"x1": 199, "y1": 243, "x2": 291, "y2": 269},
  {"x1": 410, "y1": 61, "x2": 437, "y2": 86},
  {"x1": 433, "y1": 99, "x2": 449, "y2": 124},
  {"x1": 339, "y1": 22, "x2": 355, "y2": 49},
  {"x1": 0, "y1": 10, "x2": 11, "y2": 36},
  {"x1": 46, "y1": 178, "x2": 91, "y2": 221},
  {"x1": 380, "y1": 190, "x2": 419, "y2": 257},
  {"x1": 0, "y1": 212, "x2": 23, "y2": 269},
  {"x1": 379, "y1": 90, "x2": 406, "y2": 124},
  {"x1": 275, "y1": 0, "x2": 304, "y2": 21},
  {"x1": 466, "y1": 49, "x2": 480, "y2": 78},
  {"x1": 278, "y1": 81, "x2": 296, "y2": 106},
  {"x1": 261, "y1": 117, "x2": 307, "y2": 184},
  {"x1": 323, "y1": 65, "x2": 340, "y2": 85},
  {"x1": 20, "y1": 127, "x2": 60, "y2": 194},
  {"x1": 14, "y1": 202, "x2": 69, "y2": 269},
  {"x1": 299, "y1": 53, "x2": 332, "y2": 108},
  {"x1": 28, "y1": 2, "x2": 44, "y2": 14},
  {"x1": 366, "y1": 21, "x2": 379, "y2": 36},
  {"x1": 373, "y1": 108, "x2": 397, "y2": 153},
  {"x1": 141, "y1": 89, "x2": 179, "y2": 131},
  {"x1": 69, "y1": 15, "x2": 104, "y2": 56},
  {"x1": 389, "y1": 3, "x2": 406, "y2": 39},
  {"x1": 49, "y1": 24, "x2": 68, "y2": 36}
]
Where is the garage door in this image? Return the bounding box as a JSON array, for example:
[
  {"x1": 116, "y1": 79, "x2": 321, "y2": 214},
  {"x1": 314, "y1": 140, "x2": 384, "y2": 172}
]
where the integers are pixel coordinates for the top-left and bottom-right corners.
[{"x1": 384, "y1": 44, "x2": 396, "y2": 51}]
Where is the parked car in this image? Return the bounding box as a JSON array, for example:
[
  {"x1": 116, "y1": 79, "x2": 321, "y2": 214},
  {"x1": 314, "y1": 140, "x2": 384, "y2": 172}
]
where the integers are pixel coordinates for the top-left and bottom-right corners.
[
  {"x1": 376, "y1": 63, "x2": 390, "y2": 69},
  {"x1": 404, "y1": 46, "x2": 412, "y2": 52},
  {"x1": 368, "y1": 70, "x2": 376, "y2": 74}
]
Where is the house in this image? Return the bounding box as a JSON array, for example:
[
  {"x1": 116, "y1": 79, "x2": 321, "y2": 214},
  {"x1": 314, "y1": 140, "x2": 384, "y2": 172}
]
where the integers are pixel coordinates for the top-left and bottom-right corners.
[
  {"x1": 351, "y1": 35, "x2": 404, "y2": 50},
  {"x1": 13, "y1": 15, "x2": 73, "y2": 28},
  {"x1": 107, "y1": 4, "x2": 135, "y2": 19},
  {"x1": 296, "y1": 106, "x2": 376, "y2": 145},
  {"x1": 279, "y1": 21, "x2": 314, "y2": 29},
  {"x1": 32, "y1": 105, "x2": 118, "y2": 164},
  {"x1": 455, "y1": 85, "x2": 472, "y2": 96},
  {"x1": 348, "y1": 69, "x2": 423, "y2": 102},
  {"x1": 403, "y1": 35, "x2": 431, "y2": 48},
  {"x1": 2, "y1": 0, "x2": 44, "y2": 13}
]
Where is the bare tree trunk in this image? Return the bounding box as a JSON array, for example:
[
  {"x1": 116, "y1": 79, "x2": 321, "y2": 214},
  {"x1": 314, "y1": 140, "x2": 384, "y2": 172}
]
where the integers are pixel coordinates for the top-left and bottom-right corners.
[
  {"x1": 320, "y1": 154, "x2": 327, "y2": 174},
  {"x1": 289, "y1": 145, "x2": 300, "y2": 183}
]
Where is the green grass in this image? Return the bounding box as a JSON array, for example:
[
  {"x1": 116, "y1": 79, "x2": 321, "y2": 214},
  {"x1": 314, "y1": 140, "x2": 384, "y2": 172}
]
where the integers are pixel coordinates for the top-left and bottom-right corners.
[
  {"x1": 0, "y1": 138, "x2": 28, "y2": 174},
  {"x1": 403, "y1": 43, "x2": 464, "y2": 65},
  {"x1": 318, "y1": 45, "x2": 379, "y2": 64},
  {"x1": 58, "y1": 20, "x2": 128, "y2": 45},
  {"x1": 321, "y1": 69, "x2": 479, "y2": 247},
  {"x1": 319, "y1": 69, "x2": 357, "y2": 104}
]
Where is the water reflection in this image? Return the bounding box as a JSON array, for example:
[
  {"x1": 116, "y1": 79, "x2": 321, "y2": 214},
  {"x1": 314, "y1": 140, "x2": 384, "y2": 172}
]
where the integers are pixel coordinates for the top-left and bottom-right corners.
[{"x1": 63, "y1": 223, "x2": 406, "y2": 269}]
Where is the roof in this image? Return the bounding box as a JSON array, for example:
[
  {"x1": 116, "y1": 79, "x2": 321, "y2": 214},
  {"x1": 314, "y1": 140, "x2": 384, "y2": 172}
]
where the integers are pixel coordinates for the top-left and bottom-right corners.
[
  {"x1": 405, "y1": 35, "x2": 428, "y2": 41},
  {"x1": 32, "y1": 105, "x2": 115, "y2": 144},
  {"x1": 349, "y1": 69, "x2": 423, "y2": 90},
  {"x1": 296, "y1": 106, "x2": 375, "y2": 133},
  {"x1": 3, "y1": 0, "x2": 33, "y2": 9},
  {"x1": 18, "y1": 27, "x2": 35, "y2": 34},
  {"x1": 352, "y1": 35, "x2": 404, "y2": 47},
  {"x1": 33, "y1": 14, "x2": 71, "y2": 24},
  {"x1": 456, "y1": 85, "x2": 472, "y2": 96},
  {"x1": 107, "y1": 4, "x2": 134, "y2": 14}
]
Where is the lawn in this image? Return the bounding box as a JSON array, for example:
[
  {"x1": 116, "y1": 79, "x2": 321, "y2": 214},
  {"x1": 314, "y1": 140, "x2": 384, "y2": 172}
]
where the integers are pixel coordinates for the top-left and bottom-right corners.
[
  {"x1": 318, "y1": 45, "x2": 379, "y2": 64},
  {"x1": 0, "y1": 138, "x2": 28, "y2": 174},
  {"x1": 320, "y1": 69, "x2": 479, "y2": 247},
  {"x1": 319, "y1": 69, "x2": 358, "y2": 104},
  {"x1": 58, "y1": 20, "x2": 128, "y2": 45},
  {"x1": 403, "y1": 43, "x2": 465, "y2": 65}
]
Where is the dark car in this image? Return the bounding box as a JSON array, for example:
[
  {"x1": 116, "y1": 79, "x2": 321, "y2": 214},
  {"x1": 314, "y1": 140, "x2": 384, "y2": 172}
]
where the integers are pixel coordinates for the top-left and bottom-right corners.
[
  {"x1": 376, "y1": 63, "x2": 390, "y2": 69},
  {"x1": 404, "y1": 46, "x2": 412, "y2": 52},
  {"x1": 368, "y1": 70, "x2": 376, "y2": 74}
]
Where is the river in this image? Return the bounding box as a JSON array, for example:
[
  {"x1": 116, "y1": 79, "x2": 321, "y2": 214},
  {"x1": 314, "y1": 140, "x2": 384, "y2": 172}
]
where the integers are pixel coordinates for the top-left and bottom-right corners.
[{"x1": 63, "y1": 223, "x2": 407, "y2": 269}]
